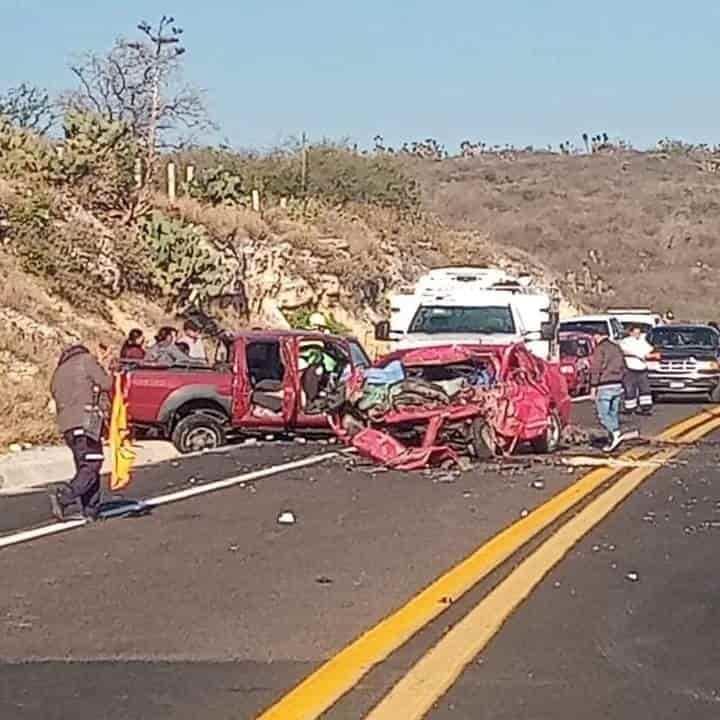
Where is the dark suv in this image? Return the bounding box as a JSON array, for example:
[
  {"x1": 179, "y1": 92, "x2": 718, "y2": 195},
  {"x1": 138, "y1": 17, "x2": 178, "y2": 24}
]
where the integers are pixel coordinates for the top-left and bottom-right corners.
[{"x1": 646, "y1": 325, "x2": 720, "y2": 402}]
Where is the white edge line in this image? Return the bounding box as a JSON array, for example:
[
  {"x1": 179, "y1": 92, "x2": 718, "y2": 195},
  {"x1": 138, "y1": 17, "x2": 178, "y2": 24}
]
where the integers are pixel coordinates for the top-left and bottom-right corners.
[
  {"x1": 0, "y1": 518, "x2": 87, "y2": 548},
  {"x1": 0, "y1": 452, "x2": 338, "y2": 550},
  {"x1": 143, "y1": 451, "x2": 338, "y2": 507}
]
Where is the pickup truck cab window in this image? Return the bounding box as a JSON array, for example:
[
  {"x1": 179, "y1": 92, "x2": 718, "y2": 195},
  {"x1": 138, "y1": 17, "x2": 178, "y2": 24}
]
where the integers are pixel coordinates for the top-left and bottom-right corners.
[
  {"x1": 213, "y1": 338, "x2": 234, "y2": 366},
  {"x1": 348, "y1": 340, "x2": 371, "y2": 368}
]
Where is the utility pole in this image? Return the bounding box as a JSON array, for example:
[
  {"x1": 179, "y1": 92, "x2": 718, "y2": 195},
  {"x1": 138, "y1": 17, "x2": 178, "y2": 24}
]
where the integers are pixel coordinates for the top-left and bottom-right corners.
[{"x1": 301, "y1": 131, "x2": 308, "y2": 194}]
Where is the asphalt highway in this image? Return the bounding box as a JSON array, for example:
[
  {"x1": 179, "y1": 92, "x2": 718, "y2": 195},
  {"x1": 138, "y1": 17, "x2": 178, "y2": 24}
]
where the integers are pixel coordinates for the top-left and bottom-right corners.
[{"x1": 1, "y1": 400, "x2": 717, "y2": 720}]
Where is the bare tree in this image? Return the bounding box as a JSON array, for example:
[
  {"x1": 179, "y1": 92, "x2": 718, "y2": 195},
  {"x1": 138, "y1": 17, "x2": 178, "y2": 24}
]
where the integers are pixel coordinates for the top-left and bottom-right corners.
[
  {"x1": 63, "y1": 15, "x2": 213, "y2": 184},
  {"x1": 0, "y1": 83, "x2": 57, "y2": 134}
]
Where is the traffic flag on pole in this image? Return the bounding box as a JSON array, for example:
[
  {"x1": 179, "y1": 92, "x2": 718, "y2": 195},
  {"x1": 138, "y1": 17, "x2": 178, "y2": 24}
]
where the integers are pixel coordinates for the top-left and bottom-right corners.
[{"x1": 109, "y1": 374, "x2": 135, "y2": 491}]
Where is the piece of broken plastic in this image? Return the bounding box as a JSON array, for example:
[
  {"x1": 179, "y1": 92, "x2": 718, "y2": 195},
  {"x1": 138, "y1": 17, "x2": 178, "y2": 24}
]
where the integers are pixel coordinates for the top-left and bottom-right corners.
[{"x1": 96, "y1": 499, "x2": 151, "y2": 520}]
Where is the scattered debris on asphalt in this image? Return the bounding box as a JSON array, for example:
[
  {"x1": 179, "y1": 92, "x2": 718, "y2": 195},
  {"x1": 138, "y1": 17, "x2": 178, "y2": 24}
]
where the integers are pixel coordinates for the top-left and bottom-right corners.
[
  {"x1": 277, "y1": 511, "x2": 296, "y2": 525},
  {"x1": 315, "y1": 576, "x2": 333, "y2": 585},
  {"x1": 531, "y1": 480, "x2": 545, "y2": 490},
  {"x1": 520, "y1": 509, "x2": 530, "y2": 518},
  {"x1": 625, "y1": 571, "x2": 640, "y2": 582}
]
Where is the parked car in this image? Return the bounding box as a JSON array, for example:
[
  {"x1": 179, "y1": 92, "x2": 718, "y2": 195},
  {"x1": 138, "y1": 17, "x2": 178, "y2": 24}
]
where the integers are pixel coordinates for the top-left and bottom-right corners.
[
  {"x1": 645, "y1": 324, "x2": 720, "y2": 402},
  {"x1": 330, "y1": 343, "x2": 571, "y2": 466},
  {"x1": 558, "y1": 331, "x2": 595, "y2": 397},
  {"x1": 122, "y1": 330, "x2": 371, "y2": 453},
  {"x1": 558, "y1": 314, "x2": 625, "y2": 342}
]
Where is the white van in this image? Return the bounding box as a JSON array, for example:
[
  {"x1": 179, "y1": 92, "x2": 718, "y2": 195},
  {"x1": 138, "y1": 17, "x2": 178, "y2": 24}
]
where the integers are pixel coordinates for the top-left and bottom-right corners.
[
  {"x1": 383, "y1": 267, "x2": 558, "y2": 359},
  {"x1": 376, "y1": 267, "x2": 556, "y2": 360},
  {"x1": 378, "y1": 289, "x2": 555, "y2": 357}
]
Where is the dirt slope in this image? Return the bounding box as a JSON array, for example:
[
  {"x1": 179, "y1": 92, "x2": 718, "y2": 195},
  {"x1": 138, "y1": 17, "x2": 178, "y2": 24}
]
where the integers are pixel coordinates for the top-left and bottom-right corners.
[{"x1": 414, "y1": 150, "x2": 719, "y2": 321}]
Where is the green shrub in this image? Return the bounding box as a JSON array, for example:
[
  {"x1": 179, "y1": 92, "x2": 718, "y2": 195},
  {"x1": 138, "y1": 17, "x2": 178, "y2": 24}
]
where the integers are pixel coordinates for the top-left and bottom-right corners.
[
  {"x1": 0, "y1": 118, "x2": 58, "y2": 180},
  {"x1": 59, "y1": 112, "x2": 138, "y2": 213},
  {"x1": 141, "y1": 211, "x2": 236, "y2": 311},
  {"x1": 285, "y1": 307, "x2": 351, "y2": 335},
  {"x1": 176, "y1": 142, "x2": 420, "y2": 212},
  {"x1": 187, "y1": 165, "x2": 246, "y2": 206}
]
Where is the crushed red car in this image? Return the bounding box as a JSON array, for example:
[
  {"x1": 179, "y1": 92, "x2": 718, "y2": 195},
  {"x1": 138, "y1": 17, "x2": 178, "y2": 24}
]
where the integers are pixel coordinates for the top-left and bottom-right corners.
[
  {"x1": 558, "y1": 331, "x2": 595, "y2": 397},
  {"x1": 121, "y1": 330, "x2": 371, "y2": 453},
  {"x1": 327, "y1": 343, "x2": 572, "y2": 470}
]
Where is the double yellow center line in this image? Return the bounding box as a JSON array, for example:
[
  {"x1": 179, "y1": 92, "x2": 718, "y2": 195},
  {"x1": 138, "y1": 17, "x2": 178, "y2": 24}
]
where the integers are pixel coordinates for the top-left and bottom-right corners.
[{"x1": 257, "y1": 408, "x2": 720, "y2": 720}]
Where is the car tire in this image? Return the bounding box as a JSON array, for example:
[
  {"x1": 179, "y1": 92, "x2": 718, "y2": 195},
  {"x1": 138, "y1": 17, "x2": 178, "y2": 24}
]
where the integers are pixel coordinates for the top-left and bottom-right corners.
[
  {"x1": 709, "y1": 384, "x2": 720, "y2": 404},
  {"x1": 171, "y1": 413, "x2": 226, "y2": 454},
  {"x1": 531, "y1": 409, "x2": 562, "y2": 454},
  {"x1": 470, "y1": 418, "x2": 498, "y2": 460}
]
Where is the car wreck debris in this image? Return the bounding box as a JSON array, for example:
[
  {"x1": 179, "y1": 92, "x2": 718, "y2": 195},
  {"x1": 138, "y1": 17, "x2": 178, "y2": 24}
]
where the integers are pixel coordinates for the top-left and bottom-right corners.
[{"x1": 321, "y1": 344, "x2": 571, "y2": 470}]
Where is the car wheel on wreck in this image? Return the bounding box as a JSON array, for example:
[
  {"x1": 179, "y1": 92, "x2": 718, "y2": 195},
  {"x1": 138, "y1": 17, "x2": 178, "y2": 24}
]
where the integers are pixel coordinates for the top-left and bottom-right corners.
[
  {"x1": 530, "y1": 409, "x2": 562, "y2": 454},
  {"x1": 470, "y1": 418, "x2": 499, "y2": 460},
  {"x1": 171, "y1": 413, "x2": 227, "y2": 454}
]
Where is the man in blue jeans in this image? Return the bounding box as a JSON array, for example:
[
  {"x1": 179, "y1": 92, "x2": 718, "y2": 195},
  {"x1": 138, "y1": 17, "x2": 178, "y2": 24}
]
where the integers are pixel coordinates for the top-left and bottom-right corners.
[{"x1": 589, "y1": 328, "x2": 626, "y2": 452}]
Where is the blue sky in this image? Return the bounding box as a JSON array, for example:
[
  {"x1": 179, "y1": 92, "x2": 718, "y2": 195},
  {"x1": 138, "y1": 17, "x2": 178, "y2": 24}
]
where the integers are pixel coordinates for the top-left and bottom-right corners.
[{"x1": 1, "y1": 0, "x2": 718, "y2": 151}]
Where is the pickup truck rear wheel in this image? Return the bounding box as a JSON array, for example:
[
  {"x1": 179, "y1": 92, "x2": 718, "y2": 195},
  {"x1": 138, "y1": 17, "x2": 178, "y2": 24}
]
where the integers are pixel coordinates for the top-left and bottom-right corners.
[
  {"x1": 172, "y1": 413, "x2": 226, "y2": 454},
  {"x1": 531, "y1": 409, "x2": 562, "y2": 454}
]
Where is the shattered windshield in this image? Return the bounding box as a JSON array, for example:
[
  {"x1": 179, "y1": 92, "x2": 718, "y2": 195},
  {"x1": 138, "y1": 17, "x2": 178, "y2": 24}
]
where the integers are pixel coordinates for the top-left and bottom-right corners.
[{"x1": 408, "y1": 306, "x2": 516, "y2": 335}]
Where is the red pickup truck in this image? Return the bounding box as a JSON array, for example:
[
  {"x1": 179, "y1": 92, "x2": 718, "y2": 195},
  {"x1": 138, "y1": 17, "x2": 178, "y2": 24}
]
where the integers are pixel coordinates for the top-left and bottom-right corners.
[{"x1": 122, "y1": 330, "x2": 371, "y2": 453}]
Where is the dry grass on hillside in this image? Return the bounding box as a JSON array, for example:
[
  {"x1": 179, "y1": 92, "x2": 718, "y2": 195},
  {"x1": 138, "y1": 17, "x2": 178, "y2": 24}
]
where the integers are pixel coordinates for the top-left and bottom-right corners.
[
  {"x1": 0, "y1": 252, "x2": 172, "y2": 448},
  {"x1": 413, "y1": 151, "x2": 720, "y2": 320}
]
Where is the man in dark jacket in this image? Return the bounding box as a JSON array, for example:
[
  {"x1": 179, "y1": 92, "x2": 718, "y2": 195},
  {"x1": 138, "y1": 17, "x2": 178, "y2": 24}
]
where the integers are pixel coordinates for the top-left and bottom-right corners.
[
  {"x1": 589, "y1": 329, "x2": 626, "y2": 452},
  {"x1": 49, "y1": 343, "x2": 112, "y2": 520}
]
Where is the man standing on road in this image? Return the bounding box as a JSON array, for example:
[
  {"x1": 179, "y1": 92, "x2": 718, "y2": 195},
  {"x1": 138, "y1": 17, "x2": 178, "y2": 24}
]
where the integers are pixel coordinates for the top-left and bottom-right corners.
[
  {"x1": 589, "y1": 328, "x2": 626, "y2": 452},
  {"x1": 49, "y1": 343, "x2": 113, "y2": 521},
  {"x1": 621, "y1": 324, "x2": 654, "y2": 416}
]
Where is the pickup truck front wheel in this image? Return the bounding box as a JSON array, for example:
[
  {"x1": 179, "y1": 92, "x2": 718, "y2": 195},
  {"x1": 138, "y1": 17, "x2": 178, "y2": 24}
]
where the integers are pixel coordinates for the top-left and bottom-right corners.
[
  {"x1": 172, "y1": 413, "x2": 226, "y2": 454},
  {"x1": 531, "y1": 409, "x2": 562, "y2": 454}
]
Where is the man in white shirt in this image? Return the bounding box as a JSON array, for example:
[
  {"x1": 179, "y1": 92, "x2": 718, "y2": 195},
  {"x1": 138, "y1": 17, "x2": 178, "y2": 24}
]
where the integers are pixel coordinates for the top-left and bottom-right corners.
[
  {"x1": 621, "y1": 324, "x2": 654, "y2": 415},
  {"x1": 178, "y1": 319, "x2": 207, "y2": 362}
]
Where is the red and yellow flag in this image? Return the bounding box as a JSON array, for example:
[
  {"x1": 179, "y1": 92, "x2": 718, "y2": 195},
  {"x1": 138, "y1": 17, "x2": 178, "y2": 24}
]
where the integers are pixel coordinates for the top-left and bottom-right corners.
[{"x1": 109, "y1": 374, "x2": 135, "y2": 491}]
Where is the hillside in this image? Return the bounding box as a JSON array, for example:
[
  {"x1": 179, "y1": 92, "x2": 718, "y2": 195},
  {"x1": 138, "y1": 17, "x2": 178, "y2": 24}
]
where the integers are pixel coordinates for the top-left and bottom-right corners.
[
  {"x1": 3, "y1": 113, "x2": 714, "y2": 449},
  {"x1": 413, "y1": 150, "x2": 719, "y2": 321},
  {"x1": 0, "y1": 117, "x2": 569, "y2": 448}
]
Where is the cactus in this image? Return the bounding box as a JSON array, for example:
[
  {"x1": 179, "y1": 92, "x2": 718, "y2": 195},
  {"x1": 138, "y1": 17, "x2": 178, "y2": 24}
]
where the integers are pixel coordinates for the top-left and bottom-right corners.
[
  {"x1": 141, "y1": 211, "x2": 238, "y2": 311},
  {"x1": 0, "y1": 117, "x2": 59, "y2": 179},
  {"x1": 186, "y1": 165, "x2": 245, "y2": 206}
]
